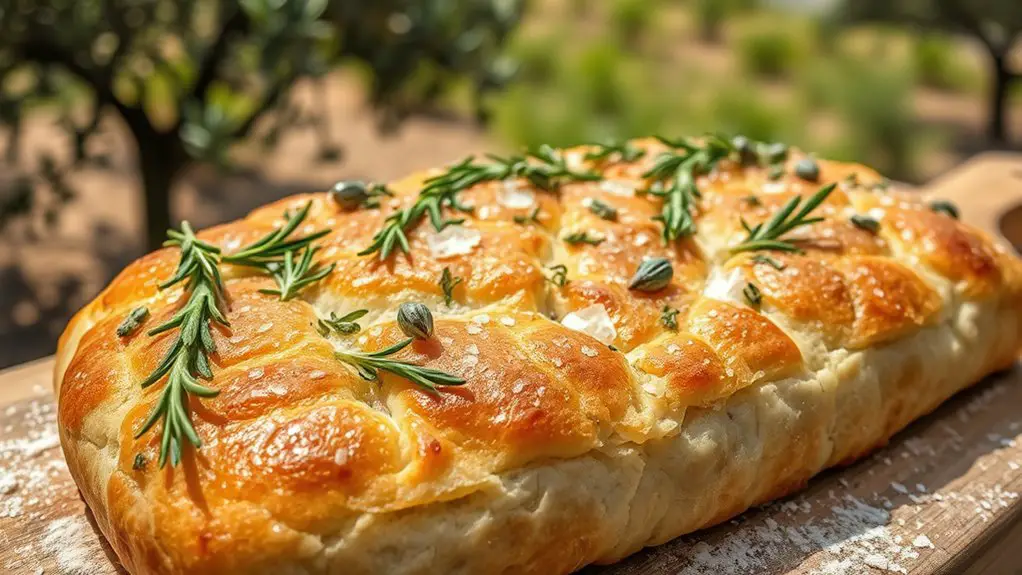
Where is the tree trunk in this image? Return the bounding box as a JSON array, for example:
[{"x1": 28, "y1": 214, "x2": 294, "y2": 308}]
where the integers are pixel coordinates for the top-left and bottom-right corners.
[
  {"x1": 989, "y1": 53, "x2": 1012, "y2": 145},
  {"x1": 136, "y1": 135, "x2": 187, "y2": 252}
]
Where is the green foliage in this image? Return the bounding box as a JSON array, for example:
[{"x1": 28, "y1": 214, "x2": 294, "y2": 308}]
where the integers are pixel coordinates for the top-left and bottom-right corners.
[
  {"x1": 0, "y1": 0, "x2": 524, "y2": 247},
  {"x1": 819, "y1": 57, "x2": 918, "y2": 179},
  {"x1": 707, "y1": 86, "x2": 801, "y2": 144},
  {"x1": 492, "y1": 38, "x2": 671, "y2": 149},
  {"x1": 611, "y1": 0, "x2": 656, "y2": 49},
  {"x1": 736, "y1": 26, "x2": 801, "y2": 79},
  {"x1": 693, "y1": 0, "x2": 758, "y2": 43},
  {"x1": 910, "y1": 34, "x2": 977, "y2": 93}
]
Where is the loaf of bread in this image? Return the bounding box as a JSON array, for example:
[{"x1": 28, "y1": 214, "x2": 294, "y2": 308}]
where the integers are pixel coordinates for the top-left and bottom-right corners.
[{"x1": 54, "y1": 138, "x2": 1022, "y2": 574}]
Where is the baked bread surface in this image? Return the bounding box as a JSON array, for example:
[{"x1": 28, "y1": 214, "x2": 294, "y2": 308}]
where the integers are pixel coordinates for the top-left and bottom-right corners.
[{"x1": 55, "y1": 139, "x2": 1022, "y2": 574}]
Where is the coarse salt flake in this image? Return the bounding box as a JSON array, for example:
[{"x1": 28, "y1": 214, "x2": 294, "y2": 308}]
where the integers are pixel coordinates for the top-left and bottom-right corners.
[
  {"x1": 912, "y1": 535, "x2": 934, "y2": 549},
  {"x1": 497, "y1": 181, "x2": 536, "y2": 208},
  {"x1": 427, "y1": 226, "x2": 482, "y2": 259},
  {"x1": 702, "y1": 268, "x2": 748, "y2": 307},
  {"x1": 561, "y1": 304, "x2": 617, "y2": 345}
]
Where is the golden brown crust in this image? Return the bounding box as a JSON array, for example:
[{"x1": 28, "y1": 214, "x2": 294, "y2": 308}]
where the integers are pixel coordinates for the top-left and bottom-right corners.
[{"x1": 55, "y1": 140, "x2": 1022, "y2": 574}]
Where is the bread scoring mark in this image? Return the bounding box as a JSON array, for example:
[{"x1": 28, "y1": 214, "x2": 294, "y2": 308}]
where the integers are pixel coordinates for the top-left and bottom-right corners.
[
  {"x1": 835, "y1": 256, "x2": 942, "y2": 348},
  {"x1": 883, "y1": 206, "x2": 1001, "y2": 298},
  {"x1": 741, "y1": 253, "x2": 856, "y2": 344},
  {"x1": 686, "y1": 298, "x2": 803, "y2": 384}
]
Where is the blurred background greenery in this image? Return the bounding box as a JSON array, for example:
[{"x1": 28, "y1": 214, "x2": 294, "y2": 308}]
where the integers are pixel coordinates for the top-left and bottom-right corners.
[{"x1": 0, "y1": 0, "x2": 1020, "y2": 367}]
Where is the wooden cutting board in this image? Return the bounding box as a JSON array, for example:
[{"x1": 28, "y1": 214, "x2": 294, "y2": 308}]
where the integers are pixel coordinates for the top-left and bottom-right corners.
[{"x1": 2, "y1": 154, "x2": 1022, "y2": 575}]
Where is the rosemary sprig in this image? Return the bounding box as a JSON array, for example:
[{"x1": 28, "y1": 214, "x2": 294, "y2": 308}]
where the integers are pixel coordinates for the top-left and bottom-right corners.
[
  {"x1": 584, "y1": 140, "x2": 646, "y2": 163},
  {"x1": 317, "y1": 309, "x2": 369, "y2": 336},
  {"x1": 440, "y1": 267, "x2": 462, "y2": 306},
  {"x1": 730, "y1": 183, "x2": 836, "y2": 255},
  {"x1": 135, "y1": 222, "x2": 228, "y2": 468},
  {"x1": 258, "y1": 247, "x2": 335, "y2": 301},
  {"x1": 136, "y1": 204, "x2": 332, "y2": 467},
  {"x1": 222, "y1": 203, "x2": 330, "y2": 268},
  {"x1": 335, "y1": 338, "x2": 465, "y2": 394},
  {"x1": 359, "y1": 147, "x2": 600, "y2": 260},
  {"x1": 643, "y1": 135, "x2": 735, "y2": 242},
  {"x1": 751, "y1": 254, "x2": 785, "y2": 270}
]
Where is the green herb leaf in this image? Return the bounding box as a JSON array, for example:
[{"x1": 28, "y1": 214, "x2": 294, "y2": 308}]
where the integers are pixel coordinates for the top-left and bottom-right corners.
[
  {"x1": 563, "y1": 231, "x2": 605, "y2": 245},
  {"x1": 929, "y1": 200, "x2": 959, "y2": 220},
  {"x1": 585, "y1": 141, "x2": 646, "y2": 163},
  {"x1": 546, "y1": 264, "x2": 569, "y2": 287},
  {"x1": 643, "y1": 135, "x2": 734, "y2": 242},
  {"x1": 137, "y1": 203, "x2": 330, "y2": 468},
  {"x1": 132, "y1": 453, "x2": 146, "y2": 471},
  {"x1": 588, "y1": 199, "x2": 618, "y2": 221},
  {"x1": 317, "y1": 309, "x2": 369, "y2": 336},
  {"x1": 730, "y1": 183, "x2": 836, "y2": 255},
  {"x1": 440, "y1": 267, "x2": 462, "y2": 306},
  {"x1": 743, "y1": 282, "x2": 763, "y2": 307},
  {"x1": 513, "y1": 206, "x2": 541, "y2": 225},
  {"x1": 117, "y1": 306, "x2": 150, "y2": 337},
  {"x1": 258, "y1": 247, "x2": 335, "y2": 301},
  {"x1": 850, "y1": 214, "x2": 880, "y2": 234},
  {"x1": 629, "y1": 257, "x2": 674, "y2": 292},
  {"x1": 135, "y1": 222, "x2": 227, "y2": 468},
  {"x1": 751, "y1": 254, "x2": 786, "y2": 270},
  {"x1": 742, "y1": 195, "x2": 761, "y2": 207},
  {"x1": 660, "y1": 305, "x2": 680, "y2": 331},
  {"x1": 397, "y1": 303, "x2": 434, "y2": 340},
  {"x1": 360, "y1": 150, "x2": 599, "y2": 260},
  {"x1": 335, "y1": 339, "x2": 465, "y2": 394}
]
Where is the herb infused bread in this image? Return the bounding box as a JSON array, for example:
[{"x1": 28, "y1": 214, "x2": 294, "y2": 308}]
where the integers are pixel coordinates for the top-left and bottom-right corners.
[{"x1": 54, "y1": 137, "x2": 1022, "y2": 574}]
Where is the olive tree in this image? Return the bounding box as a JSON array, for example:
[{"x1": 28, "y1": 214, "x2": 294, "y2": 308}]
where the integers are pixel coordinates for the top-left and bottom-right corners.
[
  {"x1": 839, "y1": 0, "x2": 1021, "y2": 145},
  {"x1": 0, "y1": 0, "x2": 522, "y2": 249}
]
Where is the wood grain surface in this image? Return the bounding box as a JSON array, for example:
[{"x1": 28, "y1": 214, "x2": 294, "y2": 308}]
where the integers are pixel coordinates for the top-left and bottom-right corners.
[{"x1": 2, "y1": 154, "x2": 1022, "y2": 574}]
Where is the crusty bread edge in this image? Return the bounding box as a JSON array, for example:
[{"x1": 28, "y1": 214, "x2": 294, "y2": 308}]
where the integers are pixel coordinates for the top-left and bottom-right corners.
[{"x1": 54, "y1": 280, "x2": 1020, "y2": 573}]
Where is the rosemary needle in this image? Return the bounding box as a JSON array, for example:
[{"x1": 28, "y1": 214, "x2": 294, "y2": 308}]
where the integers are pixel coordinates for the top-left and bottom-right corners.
[
  {"x1": 730, "y1": 183, "x2": 836, "y2": 255},
  {"x1": 335, "y1": 339, "x2": 465, "y2": 394},
  {"x1": 136, "y1": 204, "x2": 332, "y2": 467}
]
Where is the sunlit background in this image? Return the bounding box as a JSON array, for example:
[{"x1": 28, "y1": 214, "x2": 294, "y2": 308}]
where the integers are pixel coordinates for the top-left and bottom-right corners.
[{"x1": 1, "y1": 0, "x2": 1019, "y2": 369}]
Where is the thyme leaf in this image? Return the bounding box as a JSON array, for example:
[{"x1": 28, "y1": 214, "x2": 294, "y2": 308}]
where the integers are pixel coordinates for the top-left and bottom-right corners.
[
  {"x1": 439, "y1": 267, "x2": 462, "y2": 306},
  {"x1": 743, "y1": 282, "x2": 763, "y2": 307},
  {"x1": 660, "y1": 305, "x2": 680, "y2": 331},
  {"x1": 588, "y1": 199, "x2": 618, "y2": 221},
  {"x1": 117, "y1": 306, "x2": 150, "y2": 337},
  {"x1": 513, "y1": 205, "x2": 541, "y2": 225},
  {"x1": 563, "y1": 231, "x2": 605, "y2": 245},
  {"x1": 546, "y1": 264, "x2": 569, "y2": 287},
  {"x1": 317, "y1": 309, "x2": 369, "y2": 336}
]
